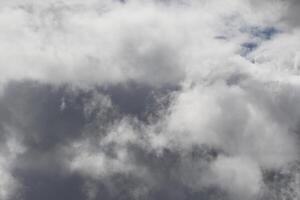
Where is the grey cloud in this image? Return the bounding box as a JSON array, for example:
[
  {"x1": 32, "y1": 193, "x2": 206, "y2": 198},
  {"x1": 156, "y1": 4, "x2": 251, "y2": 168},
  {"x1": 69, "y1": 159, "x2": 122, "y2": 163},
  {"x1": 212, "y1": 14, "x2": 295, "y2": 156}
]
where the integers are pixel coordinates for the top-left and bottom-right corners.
[
  {"x1": 0, "y1": 80, "x2": 179, "y2": 200},
  {"x1": 0, "y1": 0, "x2": 300, "y2": 200},
  {"x1": 250, "y1": 0, "x2": 300, "y2": 28},
  {"x1": 281, "y1": 0, "x2": 300, "y2": 27}
]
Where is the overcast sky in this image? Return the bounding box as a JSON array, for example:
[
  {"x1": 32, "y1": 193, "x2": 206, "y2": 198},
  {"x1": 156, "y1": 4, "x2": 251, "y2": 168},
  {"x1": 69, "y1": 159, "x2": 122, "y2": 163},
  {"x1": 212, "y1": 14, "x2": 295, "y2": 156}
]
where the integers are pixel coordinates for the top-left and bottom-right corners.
[{"x1": 0, "y1": 0, "x2": 300, "y2": 200}]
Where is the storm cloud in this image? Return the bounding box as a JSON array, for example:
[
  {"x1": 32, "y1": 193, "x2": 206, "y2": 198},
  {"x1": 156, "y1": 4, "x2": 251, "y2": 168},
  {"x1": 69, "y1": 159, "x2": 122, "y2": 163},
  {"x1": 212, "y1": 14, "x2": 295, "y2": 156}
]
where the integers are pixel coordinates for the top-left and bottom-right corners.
[{"x1": 0, "y1": 0, "x2": 299, "y2": 200}]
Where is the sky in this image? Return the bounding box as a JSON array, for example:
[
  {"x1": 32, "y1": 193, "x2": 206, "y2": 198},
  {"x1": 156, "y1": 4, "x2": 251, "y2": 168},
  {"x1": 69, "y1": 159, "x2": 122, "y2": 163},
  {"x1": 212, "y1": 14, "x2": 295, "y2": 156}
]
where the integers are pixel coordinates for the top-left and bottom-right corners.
[{"x1": 0, "y1": 0, "x2": 300, "y2": 200}]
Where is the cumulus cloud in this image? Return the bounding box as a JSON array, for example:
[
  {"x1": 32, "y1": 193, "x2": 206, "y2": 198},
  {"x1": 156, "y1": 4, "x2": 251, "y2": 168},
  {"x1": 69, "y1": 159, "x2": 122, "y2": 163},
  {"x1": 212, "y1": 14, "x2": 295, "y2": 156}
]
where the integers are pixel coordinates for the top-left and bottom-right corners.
[
  {"x1": 0, "y1": 0, "x2": 299, "y2": 200},
  {"x1": 0, "y1": 0, "x2": 187, "y2": 88}
]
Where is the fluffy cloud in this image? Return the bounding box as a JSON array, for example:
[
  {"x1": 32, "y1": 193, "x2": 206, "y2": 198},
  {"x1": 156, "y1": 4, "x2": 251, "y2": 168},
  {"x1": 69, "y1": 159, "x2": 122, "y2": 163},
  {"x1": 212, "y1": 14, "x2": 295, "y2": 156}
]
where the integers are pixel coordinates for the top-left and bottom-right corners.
[
  {"x1": 0, "y1": 0, "x2": 299, "y2": 200},
  {"x1": 208, "y1": 156, "x2": 262, "y2": 200}
]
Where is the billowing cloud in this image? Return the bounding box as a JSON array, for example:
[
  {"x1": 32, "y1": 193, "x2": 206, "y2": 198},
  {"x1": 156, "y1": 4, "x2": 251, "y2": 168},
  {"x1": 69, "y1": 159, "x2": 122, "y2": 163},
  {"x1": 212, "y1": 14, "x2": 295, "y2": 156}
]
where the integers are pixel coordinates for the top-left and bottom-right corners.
[{"x1": 0, "y1": 0, "x2": 299, "y2": 200}]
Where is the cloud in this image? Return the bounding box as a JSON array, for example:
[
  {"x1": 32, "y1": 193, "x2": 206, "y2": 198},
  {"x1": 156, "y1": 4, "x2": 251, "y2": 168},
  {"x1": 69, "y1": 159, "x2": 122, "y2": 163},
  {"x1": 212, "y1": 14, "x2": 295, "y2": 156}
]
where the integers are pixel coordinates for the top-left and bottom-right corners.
[
  {"x1": 0, "y1": 0, "x2": 299, "y2": 200},
  {"x1": 0, "y1": 0, "x2": 186, "y2": 89},
  {"x1": 208, "y1": 156, "x2": 262, "y2": 200},
  {"x1": 0, "y1": 127, "x2": 25, "y2": 200}
]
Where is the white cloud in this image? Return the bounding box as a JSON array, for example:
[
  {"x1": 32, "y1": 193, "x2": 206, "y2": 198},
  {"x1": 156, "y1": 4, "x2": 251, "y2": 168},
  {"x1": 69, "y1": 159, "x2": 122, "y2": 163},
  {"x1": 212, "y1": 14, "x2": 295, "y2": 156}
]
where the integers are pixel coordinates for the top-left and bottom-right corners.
[
  {"x1": 207, "y1": 156, "x2": 262, "y2": 200},
  {"x1": 68, "y1": 118, "x2": 146, "y2": 178},
  {"x1": 0, "y1": 127, "x2": 25, "y2": 200},
  {"x1": 0, "y1": 0, "x2": 300, "y2": 199},
  {"x1": 0, "y1": 0, "x2": 289, "y2": 88}
]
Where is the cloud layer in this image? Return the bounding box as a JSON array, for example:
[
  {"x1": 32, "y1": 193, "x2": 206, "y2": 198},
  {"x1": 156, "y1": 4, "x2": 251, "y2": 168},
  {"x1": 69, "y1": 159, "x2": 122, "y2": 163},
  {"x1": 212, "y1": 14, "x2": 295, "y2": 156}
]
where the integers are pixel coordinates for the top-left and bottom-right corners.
[{"x1": 0, "y1": 0, "x2": 300, "y2": 200}]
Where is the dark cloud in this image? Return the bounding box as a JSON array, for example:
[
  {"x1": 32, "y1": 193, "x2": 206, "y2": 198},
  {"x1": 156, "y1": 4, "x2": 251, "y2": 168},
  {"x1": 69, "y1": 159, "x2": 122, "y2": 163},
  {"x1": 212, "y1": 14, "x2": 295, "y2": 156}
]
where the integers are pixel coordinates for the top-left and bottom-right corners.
[
  {"x1": 0, "y1": 80, "x2": 179, "y2": 200},
  {"x1": 13, "y1": 169, "x2": 86, "y2": 200},
  {"x1": 0, "y1": 79, "x2": 299, "y2": 199},
  {"x1": 0, "y1": 79, "x2": 224, "y2": 200},
  {"x1": 0, "y1": 81, "x2": 85, "y2": 151},
  {"x1": 102, "y1": 82, "x2": 178, "y2": 121}
]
